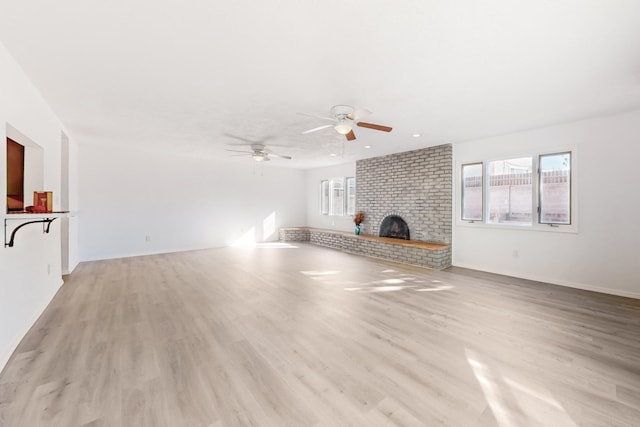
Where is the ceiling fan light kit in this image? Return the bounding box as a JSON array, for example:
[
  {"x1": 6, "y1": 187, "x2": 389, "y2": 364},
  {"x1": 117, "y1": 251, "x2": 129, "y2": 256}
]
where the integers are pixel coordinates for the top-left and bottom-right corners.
[
  {"x1": 330, "y1": 104, "x2": 355, "y2": 118},
  {"x1": 301, "y1": 104, "x2": 392, "y2": 141},
  {"x1": 334, "y1": 119, "x2": 352, "y2": 135}
]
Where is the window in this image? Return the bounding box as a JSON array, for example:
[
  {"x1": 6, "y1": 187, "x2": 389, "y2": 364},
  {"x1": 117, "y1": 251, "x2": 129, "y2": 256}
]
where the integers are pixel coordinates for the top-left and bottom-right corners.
[
  {"x1": 487, "y1": 157, "x2": 532, "y2": 225},
  {"x1": 320, "y1": 180, "x2": 329, "y2": 215},
  {"x1": 346, "y1": 177, "x2": 356, "y2": 215},
  {"x1": 461, "y1": 163, "x2": 483, "y2": 221},
  {"x1": 460, "y1": 151, "x2": 573, "y2": 229},
  {"x1": 329, "y1": 178, "x2": 344, "y2": 216},
  {"x1": 320, "y1": 177, "x2": 355, "y2": 216},
  {"x1": 539, "y1": 152, "x2": 571, "y2": 225}
]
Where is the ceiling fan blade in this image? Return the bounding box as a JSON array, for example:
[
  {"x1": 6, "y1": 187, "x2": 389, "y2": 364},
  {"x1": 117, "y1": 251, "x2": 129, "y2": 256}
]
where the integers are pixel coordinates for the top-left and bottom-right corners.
[
  {"x1": 269, "y1": 152, "x2": 292, "y2": 160},
  {"x1": 357, "y1": 122, "x2": 392, "y2": 132},
  {"x1": 223, "y1": 133, "x2": 261, "y2": 144},
  {"x1": 345, "y1": 130, "x2": 356, "y2": 141},
  {"x1": 302, "y1": 124, "x2": 333, "y2": 134},
  {"x1": 225, "y1": 149, "x2": 253, "y2": 154},
  {"x1": 297, "y1": 112, "x2": 336, "y2": 122}
]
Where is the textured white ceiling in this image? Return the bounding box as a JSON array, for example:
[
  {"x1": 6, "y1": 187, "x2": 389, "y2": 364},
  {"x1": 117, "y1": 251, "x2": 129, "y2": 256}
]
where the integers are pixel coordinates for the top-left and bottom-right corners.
[{"x1": 1, "y1": 0, "x2": 640, "y2": 168}]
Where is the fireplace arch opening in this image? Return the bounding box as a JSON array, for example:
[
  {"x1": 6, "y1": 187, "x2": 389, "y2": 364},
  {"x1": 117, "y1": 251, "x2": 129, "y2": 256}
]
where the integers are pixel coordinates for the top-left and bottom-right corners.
[{"x1": 379, "y1": 215, "x2": 410, "y2": 240}]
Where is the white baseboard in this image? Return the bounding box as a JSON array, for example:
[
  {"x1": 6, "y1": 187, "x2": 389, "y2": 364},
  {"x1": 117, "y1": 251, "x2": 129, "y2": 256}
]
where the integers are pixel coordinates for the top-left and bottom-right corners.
[{"x1": 452, "y1": 262, "x2": 640, "y2": 300}]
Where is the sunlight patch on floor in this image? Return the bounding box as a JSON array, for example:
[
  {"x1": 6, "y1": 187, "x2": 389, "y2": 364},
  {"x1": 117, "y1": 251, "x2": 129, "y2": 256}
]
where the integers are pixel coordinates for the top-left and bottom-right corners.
[
  {"x1": 300, "y1": 270, "x2": 340, "y2": 276},
  {"x1": 298, "y1": 268, "x2": 454, "y2": 294},
  {"x1": 466, "y1": 348, "x2": 578, "y2": 427},
  {"x1": 343, "y1": 275, "x2": 455, "y2": 293},
  {"x1": 254, "y1": 242, "x2": 298, "y2": 249},
  {"x1": 503, "y1": 377, "x2": 565, "y2": 411},
  {"x1": 415, "y1": 285, "x2": 453, "y2": 292},
  {"x1": 230, "y1": 228, "x2": 256, "y2": 247},
  {"x1": 344, "y1": 285, "x2": 411, "y2": 293}
]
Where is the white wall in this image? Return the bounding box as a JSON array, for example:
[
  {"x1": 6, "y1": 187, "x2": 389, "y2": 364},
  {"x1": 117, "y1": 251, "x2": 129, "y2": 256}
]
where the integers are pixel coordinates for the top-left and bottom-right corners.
[
  {"x1": 78, "y1": 144, "x2": 306, "y2": 261},
  {"x1": 0, "y1": 42, "x2": 78, "y2": 370},
  {"x1": 305, "y1": 162, "x2": 356, "y2": 232},
  {"x1": 453, "y1": 110, "x2": 640, "y2": 298}
]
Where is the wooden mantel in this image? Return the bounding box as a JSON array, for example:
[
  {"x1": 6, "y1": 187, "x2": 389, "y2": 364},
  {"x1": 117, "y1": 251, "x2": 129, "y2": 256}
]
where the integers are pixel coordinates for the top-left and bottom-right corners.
[{"x1": 279, "y1": 227, "x2": 451, "y2": 270}]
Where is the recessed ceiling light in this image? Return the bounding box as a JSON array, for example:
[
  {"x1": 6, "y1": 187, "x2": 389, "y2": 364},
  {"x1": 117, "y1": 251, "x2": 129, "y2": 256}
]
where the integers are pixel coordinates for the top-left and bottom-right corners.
[
  {"x1": 329, "y1": 153, "x2": 337, "y2": 157},
  {"x1": 364, "y1": 145, "x2": 372, "y2": 149},
  {"x1": 412, "y1": 133, "x2": 422, "y2": 138}
]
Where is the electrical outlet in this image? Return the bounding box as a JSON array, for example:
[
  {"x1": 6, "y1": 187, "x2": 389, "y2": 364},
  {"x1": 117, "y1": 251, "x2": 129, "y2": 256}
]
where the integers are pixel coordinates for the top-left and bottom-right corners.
[{"x1": 512, "y1": 250, "x2": 519, "y2": 258}]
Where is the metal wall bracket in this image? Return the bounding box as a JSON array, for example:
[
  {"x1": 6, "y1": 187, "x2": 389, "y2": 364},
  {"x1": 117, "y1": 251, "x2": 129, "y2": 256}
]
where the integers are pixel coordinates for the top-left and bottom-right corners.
[{"x1": 4, "y1": 217, "x2": 58, "y2": 248}]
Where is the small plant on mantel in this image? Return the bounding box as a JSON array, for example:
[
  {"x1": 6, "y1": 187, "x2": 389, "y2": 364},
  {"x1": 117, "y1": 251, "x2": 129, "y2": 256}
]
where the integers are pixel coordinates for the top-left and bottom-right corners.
[{"x1": 353, "y1": 211, "x2": 365, "y2": 226}]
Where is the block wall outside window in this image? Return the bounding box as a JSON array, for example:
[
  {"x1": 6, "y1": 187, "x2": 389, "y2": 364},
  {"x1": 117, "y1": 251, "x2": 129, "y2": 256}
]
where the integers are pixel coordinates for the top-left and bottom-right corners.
[
  {"x1": 487, "y1": 157, "x2": 533, "y2": 225},
  {"x1": 539, "y1": 152, "x2": 571, "y2": 225},
  {"x1": 461, "y1": 151, "x2": 573, "y2": 228}
]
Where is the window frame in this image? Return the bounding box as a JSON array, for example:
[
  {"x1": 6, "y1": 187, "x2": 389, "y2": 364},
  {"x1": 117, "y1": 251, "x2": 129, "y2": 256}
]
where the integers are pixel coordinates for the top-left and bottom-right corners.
[
  {"x1": 320, "y1": 176, "x2": 355, "y2": 217},
  {"x1": 461, "y1": 162, "x2": 484, "y2": 222},
  {"x1": 457, "y1": 148, "x2": 576, "y2": 233},
  {"x1": 486, "y1": 156, "x2": 533, "y2": 227},
  {"x1": 538, "y1": 151, "x2": 572, "y2": 226},
  {"x1": 320, "y1": 180, "x2": 329, "y2": 215},
  {"x1": 345, "y1": 177, "x2": 356, "y2": 216},
  {"x1": 329, "y1": 178, "x2": 345, "y2": 216}
]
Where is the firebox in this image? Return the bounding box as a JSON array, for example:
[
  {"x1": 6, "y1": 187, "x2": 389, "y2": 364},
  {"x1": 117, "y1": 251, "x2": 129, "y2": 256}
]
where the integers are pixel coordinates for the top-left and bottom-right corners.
[{"x1": 379, "y1": 215, "x2": 410, "y2": 240}]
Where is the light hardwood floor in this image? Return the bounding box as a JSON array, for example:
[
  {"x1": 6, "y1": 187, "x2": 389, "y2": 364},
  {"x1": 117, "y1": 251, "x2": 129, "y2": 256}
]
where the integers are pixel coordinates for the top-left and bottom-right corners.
[{"x1": 1, "y1": 243, "x2": 639, "y2": 426}]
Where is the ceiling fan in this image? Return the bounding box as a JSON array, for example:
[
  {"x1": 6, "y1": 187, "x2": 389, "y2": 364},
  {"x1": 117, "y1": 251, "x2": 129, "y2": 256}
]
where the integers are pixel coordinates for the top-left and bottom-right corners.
[
  {"x1": 300, "y1": 105, "x2": 392, "y2": 141},
  {"x1": 226, "y1": 144, "x2": 292, "y2": 162}
]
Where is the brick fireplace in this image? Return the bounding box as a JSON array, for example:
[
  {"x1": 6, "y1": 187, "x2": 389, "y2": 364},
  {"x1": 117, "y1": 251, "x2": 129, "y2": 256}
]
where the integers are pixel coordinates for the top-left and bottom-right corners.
[
  {"x1": 280, "y1": 143, "x2": 453, "y2": 270},
  {"x1": 356, "y1": 143, "x2": 452, "y2": 245}
]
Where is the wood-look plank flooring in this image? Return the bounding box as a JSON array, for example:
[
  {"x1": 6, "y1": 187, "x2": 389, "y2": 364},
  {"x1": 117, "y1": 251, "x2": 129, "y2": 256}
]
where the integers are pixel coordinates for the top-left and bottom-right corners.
[{"x1": 1, "y1": 242, "x2": 639, "y2": 426}]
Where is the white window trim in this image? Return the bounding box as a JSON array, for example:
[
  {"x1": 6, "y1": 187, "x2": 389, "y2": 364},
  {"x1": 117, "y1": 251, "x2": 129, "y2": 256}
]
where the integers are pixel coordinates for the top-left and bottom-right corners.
[
  {"x1": 538, "y1": 151, "x2": 572, "y2": 226},
  {"x1": 321, "y1": 176, "x2": 355, "y2": 217},
  {"x1": 320, "y1": 180, "x2": 329, "y2": 215},
  {"x1": 346, "y1": 177, "x2": 356, "y2": 216},
  {"x1": 461, "y1": 162, "x2": 484, "y2": 222},
  {"x1": 329, "y1": 177, "x2": 345, "y2": 216},
  {"x1": 455, "y1": 147, "x2": 578, "y2": 234}
]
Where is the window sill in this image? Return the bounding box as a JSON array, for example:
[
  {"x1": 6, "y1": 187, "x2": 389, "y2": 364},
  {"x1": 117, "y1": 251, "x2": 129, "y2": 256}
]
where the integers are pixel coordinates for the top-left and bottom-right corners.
[{"x1": 456, "y1": 220, "x2": 578, "y2": 234}]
